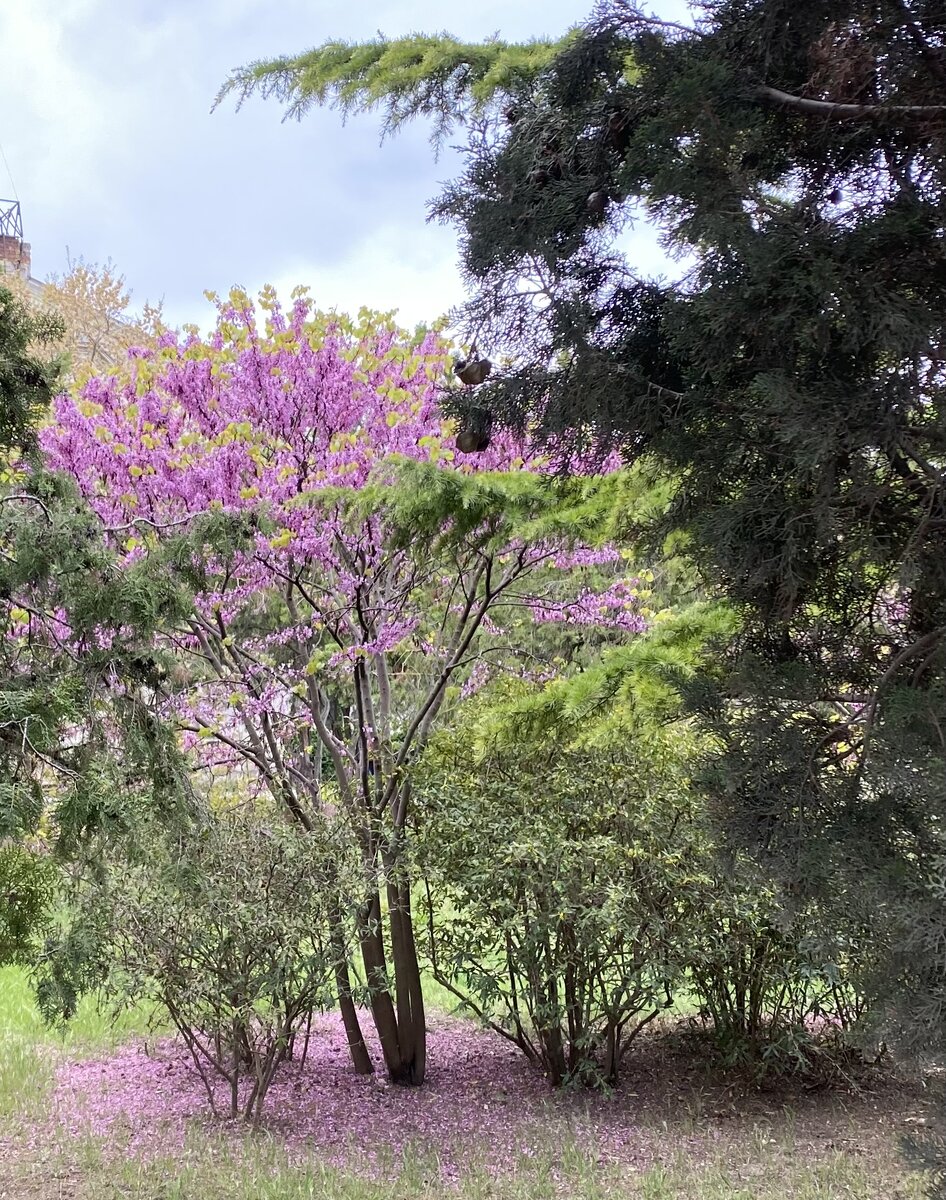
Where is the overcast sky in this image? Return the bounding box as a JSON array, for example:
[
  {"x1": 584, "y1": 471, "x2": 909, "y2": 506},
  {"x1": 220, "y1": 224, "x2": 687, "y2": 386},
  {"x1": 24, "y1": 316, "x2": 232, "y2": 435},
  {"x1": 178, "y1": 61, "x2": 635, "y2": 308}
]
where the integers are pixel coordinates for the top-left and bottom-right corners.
[{"x1": 0, "y1": 0, "x2": 692, "y2": 332}]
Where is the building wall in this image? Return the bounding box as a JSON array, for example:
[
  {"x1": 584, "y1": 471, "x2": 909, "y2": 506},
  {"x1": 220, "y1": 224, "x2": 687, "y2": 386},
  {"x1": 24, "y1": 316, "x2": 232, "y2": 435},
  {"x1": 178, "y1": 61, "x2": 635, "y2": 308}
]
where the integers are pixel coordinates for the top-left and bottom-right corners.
[{"x1": 0, "y1": 237, "x2": 43, "y2": 301}]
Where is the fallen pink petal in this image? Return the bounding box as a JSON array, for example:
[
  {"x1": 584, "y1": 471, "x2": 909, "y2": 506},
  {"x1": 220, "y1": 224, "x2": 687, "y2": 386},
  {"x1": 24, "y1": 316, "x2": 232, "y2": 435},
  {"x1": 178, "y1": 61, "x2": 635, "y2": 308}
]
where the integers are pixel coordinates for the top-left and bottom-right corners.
[{"x1": 49, "y1": 1015, "x2": 662, "y2": 1179}]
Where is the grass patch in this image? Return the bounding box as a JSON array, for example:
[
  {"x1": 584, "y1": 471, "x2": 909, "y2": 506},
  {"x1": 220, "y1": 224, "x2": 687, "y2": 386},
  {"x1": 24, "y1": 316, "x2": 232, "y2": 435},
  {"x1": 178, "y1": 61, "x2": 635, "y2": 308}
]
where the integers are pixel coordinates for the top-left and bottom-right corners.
[
  {"x1": 0, "y1": 964, "x2": 167, "y2": 1051},
  {"x1": 0, "y1": 968, "x2": 53, "y2": 1118},
  {"x1": 43, "y1": 1132, "x2": 610, "y2": 1200},
  {"x1": 15, "y1": 1128, "x2": 927, "y2": 1200},
  {"x1": 0, "y1": 1031, "x2": 52, "y2": 1119},
  {"x1": 635, "y1": 1154, "x2": 925, "y2": 1200},
  {"x1": 0, "y1": 965, "x2": 166, "y2": 1121},
  {"x1": 0, "y1": 966, "x2": 929, "y2": 1200},
  {"x1": 0, "y1": 965, "x2": 47, "y2": 1038}
]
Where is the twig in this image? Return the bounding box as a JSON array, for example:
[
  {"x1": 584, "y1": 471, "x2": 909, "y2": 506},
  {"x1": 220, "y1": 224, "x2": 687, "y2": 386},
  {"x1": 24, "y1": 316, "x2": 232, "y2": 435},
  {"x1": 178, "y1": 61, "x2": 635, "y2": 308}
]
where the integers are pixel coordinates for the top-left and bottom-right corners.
[
  {"x1": 104, "y1": 513, "x2": 197, "y2": 534},
  {"x1": 0, "y1": 493, "x2": 52, "y2": 520}
]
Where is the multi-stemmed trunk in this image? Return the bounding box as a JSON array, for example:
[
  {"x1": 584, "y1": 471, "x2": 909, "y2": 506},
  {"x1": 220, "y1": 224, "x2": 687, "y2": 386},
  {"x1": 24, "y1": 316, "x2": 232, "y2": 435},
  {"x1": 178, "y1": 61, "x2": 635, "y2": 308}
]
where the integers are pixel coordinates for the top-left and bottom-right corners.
[
  {"x1": 355, "y1": 858, "x2": 426, "y2": 1084},
  {"x1": 187, "y1": 544, "x2": 512, "y2": 1090},
  {"x1": 386, "y1": 875, "x2": 426, "y2": 1083}
]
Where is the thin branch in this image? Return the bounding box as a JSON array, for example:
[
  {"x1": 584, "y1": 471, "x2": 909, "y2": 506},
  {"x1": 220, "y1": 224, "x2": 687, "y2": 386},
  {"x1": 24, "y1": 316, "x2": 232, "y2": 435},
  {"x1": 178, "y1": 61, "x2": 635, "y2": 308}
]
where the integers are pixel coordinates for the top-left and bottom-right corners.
[
  {"x1": 889, "y1": 0, "x2": 946, "y2": 87},
  {"x1": 604, "y1": 2, "x2": 697, "y2": 40},
  {"x1": 0, "y1": 494, "x2": 52, "y2": 520},
  {"x1": 860, "y1": 627, "x2": 945, "y2": 756},
  {"x1": 899, "y1": 435, "x2": 945, "y2": 485},
  {"x1": 754, "y1": 84, "x2": 946, "y2": 121},
  {"x1": 104, "y1": 513, "x2": 196, "y2": 535}
]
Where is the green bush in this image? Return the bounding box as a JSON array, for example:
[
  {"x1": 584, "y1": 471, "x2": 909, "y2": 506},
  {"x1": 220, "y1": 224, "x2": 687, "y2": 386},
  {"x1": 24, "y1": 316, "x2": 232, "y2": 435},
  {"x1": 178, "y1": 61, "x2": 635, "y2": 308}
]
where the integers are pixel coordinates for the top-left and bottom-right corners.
[
  {"x1": 416, "y1": 734, "x2": 705, "y2": 1086},
  {"x1": 687, "y1": 870, "x2": 874, "y2": 1077},
  {"x1": 100, "y1": 809, "x2": 353, "y2": 1122},
  {"x1": 415, "y1": 695, "x2": 876, "y2": 1088}
]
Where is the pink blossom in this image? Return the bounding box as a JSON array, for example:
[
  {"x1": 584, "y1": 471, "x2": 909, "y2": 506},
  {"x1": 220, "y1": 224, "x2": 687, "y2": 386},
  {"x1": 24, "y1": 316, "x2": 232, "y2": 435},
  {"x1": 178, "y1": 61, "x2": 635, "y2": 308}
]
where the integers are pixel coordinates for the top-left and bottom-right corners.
[{"x1": 37, "y1": 294, "x2": 647, "y2": 790}]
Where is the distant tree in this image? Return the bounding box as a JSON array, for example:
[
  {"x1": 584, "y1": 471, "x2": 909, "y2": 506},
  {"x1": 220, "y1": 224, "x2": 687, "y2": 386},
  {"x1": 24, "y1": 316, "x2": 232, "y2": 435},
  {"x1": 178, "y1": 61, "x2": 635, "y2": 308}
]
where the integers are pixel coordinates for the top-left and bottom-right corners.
[{"x1": 6, "y1": 258, "x2": 164, "y2": 380}]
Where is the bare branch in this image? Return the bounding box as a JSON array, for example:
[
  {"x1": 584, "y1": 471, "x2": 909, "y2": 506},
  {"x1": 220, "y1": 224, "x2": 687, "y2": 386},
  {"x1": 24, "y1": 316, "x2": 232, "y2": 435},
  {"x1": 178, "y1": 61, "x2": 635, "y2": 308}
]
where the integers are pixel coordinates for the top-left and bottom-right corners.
[
  {"x1": 0, "y1": 494, "x2": 52, "y2": 520},
  {"x1": 602, "y1": 0, "x2": 697, "y2": 38},
  {"x1": 104, "y1": 513, "x2": 196, "y2": 535},
  {"x1": 754, "y1": 85, "x2": 946, "y2": 121}
]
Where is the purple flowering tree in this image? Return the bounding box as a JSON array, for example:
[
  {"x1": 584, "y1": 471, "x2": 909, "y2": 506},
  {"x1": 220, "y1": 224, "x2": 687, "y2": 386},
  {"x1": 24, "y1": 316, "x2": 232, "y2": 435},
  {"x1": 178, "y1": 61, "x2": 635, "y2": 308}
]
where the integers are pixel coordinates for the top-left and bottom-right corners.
[{"x1": 42, "y1": 288, "x2": 645, "y2": 1086}]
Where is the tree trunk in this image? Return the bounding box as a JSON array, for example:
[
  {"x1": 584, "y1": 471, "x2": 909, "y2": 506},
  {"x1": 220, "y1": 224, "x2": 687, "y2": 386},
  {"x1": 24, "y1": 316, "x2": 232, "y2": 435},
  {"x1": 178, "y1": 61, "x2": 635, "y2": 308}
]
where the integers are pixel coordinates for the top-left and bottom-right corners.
[
  {"x1": 538, "y1": 954, "x2": 567, "y2": 1085},
  {"x1": 603, "y1": 1021, "x2": 619, "y2": 1086},
  {"x1": 359, "y1": 889, "x2": 406, "y2": 1081},
  {"x1": 329, "y1": 900, "x2": 374, "y2": 1074},
  {"x1": 540, "y1": 1022, "x2": 568, "y2": 1087},
  {"x1": 355, "y1": 883, "x2": 427, "y2": 1085},
  {"x1": 387, "y1": 876, "x2": 427, "y2": 1085},
  {"x1": 336, "y1": 962, "x2": 374, "y2": 1076}
]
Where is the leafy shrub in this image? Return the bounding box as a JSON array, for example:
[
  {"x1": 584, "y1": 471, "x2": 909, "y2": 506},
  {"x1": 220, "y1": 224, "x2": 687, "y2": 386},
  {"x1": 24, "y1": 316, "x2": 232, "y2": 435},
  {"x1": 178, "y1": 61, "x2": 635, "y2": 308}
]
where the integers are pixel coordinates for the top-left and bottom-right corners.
[
  {"x1": 415, "y1": 688, "x2": 877, "y2": 1088},
  {"x1": 416, "y1": 732, "x2": 706, "y2": 1087},
  {"x1": 101, "y1": 809, "x2": 352, "y2": 1122},
  {"x1": 687, "y1": 863, "x2": 876, "y2": 1078}
]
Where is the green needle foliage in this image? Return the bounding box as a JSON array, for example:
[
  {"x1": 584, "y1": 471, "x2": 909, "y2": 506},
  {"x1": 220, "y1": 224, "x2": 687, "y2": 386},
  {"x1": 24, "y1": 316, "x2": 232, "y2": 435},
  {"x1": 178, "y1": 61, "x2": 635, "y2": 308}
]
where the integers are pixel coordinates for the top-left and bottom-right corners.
[
  {"x1": 216, "y1": 33, "x2": 568, "y2": 147},
  {"x1": 0, "y1": 286, "x2": 194, "y2": 985},
  {"x1": 0, "y1": 287, "x2": 61, "y2": 453}
]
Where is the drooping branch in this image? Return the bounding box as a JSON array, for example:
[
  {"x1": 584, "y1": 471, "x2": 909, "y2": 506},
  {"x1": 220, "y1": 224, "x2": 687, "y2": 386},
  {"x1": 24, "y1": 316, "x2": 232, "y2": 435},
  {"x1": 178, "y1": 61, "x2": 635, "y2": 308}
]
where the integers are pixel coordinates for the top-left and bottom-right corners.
[
  {"x1": 601, "y1": 0, "x2": 698, "y2": 39},
  {"x1": 0, "y1": 494, "x2": 52, "y2": 521}
]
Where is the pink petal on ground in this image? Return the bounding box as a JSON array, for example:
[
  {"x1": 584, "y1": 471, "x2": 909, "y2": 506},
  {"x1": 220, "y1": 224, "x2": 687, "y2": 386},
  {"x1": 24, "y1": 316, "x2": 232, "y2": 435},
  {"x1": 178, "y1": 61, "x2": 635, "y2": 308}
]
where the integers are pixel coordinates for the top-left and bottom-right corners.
[{"x1": 50, "y1": 1013, "x2": 660, "y2": 1179}]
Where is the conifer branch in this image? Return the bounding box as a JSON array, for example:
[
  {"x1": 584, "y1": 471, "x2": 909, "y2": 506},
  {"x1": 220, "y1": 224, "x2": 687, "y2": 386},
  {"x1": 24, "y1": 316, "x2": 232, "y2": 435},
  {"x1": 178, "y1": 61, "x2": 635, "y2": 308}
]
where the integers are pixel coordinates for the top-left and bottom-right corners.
[
  {"x1": 754, "y1": 85, "x2": 946, "y2": 121},
  {"x1": 889, "y1": 0, "x2": 946, "y2": 87}
]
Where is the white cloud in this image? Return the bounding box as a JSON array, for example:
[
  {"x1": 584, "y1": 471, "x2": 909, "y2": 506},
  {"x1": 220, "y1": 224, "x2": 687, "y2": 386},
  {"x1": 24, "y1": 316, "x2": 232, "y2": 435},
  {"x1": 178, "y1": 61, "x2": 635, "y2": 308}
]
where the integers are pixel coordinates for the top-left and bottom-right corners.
[
  {"x1": 1, "y1": 0, "x2": 695, "y2": 329},
  {"x1": 169, "y1": 217, "x2": 466, "y2": 333},
  {"x1": 0, "y1": 0, "x2": 194, "y2": 249},
  {"x1": 0, "y1": 3, "x2": 110, "y2": 207}
]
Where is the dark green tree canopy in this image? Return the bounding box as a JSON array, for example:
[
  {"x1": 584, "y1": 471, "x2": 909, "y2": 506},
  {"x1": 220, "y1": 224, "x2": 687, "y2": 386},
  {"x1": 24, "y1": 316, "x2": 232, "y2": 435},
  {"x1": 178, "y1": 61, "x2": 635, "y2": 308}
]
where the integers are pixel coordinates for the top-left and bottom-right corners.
[
  {"x1": 0, "y1": 286, "x2": 193, "y2": 862},
  {"x1": 224, "y1": 0, "x2": 945, "y2": 631},
  {"x1": 0, "y1": 286, "x2": 62, "y2": 454}
]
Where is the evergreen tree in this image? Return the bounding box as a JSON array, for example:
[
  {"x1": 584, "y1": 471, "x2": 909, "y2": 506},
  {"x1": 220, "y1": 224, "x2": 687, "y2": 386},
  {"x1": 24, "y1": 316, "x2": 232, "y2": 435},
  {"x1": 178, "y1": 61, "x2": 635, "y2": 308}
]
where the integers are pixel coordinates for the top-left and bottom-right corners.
[
  {"x1": 0, "y1": 284, "x2": 59, "y2": 454},
  {"x1": 0, "y1": 285, "x2": 190, "y2": 982},
  {"x1": 225, "y1": 2, "x2": 946, "y2": 1059}
]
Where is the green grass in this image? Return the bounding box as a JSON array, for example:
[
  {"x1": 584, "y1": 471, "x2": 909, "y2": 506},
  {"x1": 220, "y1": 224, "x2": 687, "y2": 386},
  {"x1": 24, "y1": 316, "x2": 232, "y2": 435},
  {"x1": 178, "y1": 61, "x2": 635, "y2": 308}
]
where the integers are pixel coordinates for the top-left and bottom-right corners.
[
  {"x1": 0, "y1": 965, "x2": 928, "y2": 1200},
  {"x1": 0, "y1": 965, "x2": 166, "y2": 1120},
  {"x1": 0, "y1": 967, "x2": 55, "y2": 1117},
  {"x1": 0, "y1": 964, "x2": 47, "y2": 1038},
  {"x1": 635, "y1": 1155, "x2": 925, "y2": 1200},
  {"x1": 0, "y1": 964, "x2": 166, "y2": 1047},
  {"x1": 18, "y1": 1130, "x2": 925, "y2": 1200}
]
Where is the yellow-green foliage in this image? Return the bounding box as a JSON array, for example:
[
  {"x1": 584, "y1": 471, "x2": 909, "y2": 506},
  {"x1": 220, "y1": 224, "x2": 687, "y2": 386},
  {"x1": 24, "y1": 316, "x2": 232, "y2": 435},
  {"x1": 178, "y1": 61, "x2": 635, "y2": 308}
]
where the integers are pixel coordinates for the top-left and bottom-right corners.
[
  {"x1": 469, "y1": 601, "x2": 739, "y2": 755},
  {"x1": 217, "y1": 33, "x2": 573, "y2": 141}
]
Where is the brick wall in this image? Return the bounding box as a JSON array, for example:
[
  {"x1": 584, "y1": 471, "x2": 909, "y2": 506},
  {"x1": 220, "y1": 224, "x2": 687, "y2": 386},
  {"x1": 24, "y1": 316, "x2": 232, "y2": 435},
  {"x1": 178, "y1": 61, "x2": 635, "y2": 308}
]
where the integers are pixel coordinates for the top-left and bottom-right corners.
[{"x1": 0, "y1": 234, "x2": 31, "y2": 277}]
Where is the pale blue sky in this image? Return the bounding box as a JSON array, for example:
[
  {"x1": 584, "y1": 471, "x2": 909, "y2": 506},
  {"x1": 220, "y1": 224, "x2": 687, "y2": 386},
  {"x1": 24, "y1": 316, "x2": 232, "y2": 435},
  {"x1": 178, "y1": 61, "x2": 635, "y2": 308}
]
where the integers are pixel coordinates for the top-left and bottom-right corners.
[{"x1": 0, "y1": 0, "x2": 693, "y2": 331}]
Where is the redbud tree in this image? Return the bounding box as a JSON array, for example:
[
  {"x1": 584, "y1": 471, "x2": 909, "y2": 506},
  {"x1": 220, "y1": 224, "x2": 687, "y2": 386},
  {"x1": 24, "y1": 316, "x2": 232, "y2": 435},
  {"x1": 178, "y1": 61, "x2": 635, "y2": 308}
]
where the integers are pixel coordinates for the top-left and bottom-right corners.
[{"x1": 43, "y1": 287, "x2": 645, "y2": 1086}]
